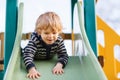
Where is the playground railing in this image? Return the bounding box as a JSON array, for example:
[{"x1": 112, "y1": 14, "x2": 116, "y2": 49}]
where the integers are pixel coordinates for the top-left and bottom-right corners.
[{"x1": 0, "y1": 32, "x2": 4, "y2": 70}]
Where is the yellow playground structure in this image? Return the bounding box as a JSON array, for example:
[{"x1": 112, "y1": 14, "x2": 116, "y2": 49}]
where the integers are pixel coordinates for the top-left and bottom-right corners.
[
  {"x1": 0, "y1": 0, "x2": 120, "y2": 80},
  {"x1": 97, "y1": 16, "x2": 120, "y2": 80}
]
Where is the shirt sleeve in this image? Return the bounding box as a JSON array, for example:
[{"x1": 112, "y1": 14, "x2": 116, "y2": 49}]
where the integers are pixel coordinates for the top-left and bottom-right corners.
[
  {"x1": 57, "y1": 37, "x2": 69, "y2": 68},
  {"x1": 23, "y1": 32, "x2": 38, "y2": 71}
]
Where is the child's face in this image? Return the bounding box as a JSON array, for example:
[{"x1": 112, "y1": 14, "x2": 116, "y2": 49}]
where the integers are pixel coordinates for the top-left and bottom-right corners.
[{"x1": 40, "y1": 29, "x2": 59, "y2": 45}]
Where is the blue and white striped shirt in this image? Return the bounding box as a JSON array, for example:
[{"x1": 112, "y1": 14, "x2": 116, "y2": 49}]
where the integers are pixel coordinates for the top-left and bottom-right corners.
[{"x1": 23, "y1": 32, "x2": 69, "y2": 71}]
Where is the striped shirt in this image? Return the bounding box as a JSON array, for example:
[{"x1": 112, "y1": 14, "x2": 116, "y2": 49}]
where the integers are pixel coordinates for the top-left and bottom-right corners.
[{"x1": 23, "y1": 32, "x2": 69, "y2": 71}]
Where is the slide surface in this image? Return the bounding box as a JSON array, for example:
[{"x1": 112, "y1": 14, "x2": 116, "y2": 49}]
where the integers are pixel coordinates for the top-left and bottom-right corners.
[{"x1": 4, "y1": 2, "x2": 107, "y2": 80}]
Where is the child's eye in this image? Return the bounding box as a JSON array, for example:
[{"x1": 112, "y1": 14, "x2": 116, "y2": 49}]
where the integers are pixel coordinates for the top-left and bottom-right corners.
[
  {"x1": 53, "y1": 32, "x2": 57, "y2": 34},
  {"x1": 44, "y1": 32, "x2": 49, "y2": 34}
]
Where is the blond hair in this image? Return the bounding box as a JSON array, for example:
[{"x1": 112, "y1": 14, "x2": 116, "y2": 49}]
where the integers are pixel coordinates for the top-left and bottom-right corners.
[{"x1": 35, "y1": 12, "x2": 63, "y2": 34}]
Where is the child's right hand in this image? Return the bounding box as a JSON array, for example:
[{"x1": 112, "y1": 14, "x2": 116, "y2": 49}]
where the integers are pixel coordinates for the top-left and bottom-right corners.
[{"x1": 27, "y1": 67, "x2": 41, "y2": 79}]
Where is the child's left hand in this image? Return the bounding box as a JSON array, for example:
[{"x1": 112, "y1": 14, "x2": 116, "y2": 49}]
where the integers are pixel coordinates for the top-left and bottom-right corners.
[{"x1": 52, "y1": 62, "x2": 64, "y2": 75}]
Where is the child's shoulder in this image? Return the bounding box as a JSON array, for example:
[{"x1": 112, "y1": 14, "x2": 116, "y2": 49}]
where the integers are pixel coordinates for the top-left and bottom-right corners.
[
  {"x1": 58, "y1": 36, "x2": 63, "y2": 40},
  {"x1": 30, "y1": 32, "x2": 41, "y2": 40},
  {"x1": 32, "y1": 31, "x2": 38, "y2": 35},
  {"x1": 31, "y1": 32, "x2": 39, "y2": 37},
  {"x1": 56, "y1": 36, "x2": 64, "y2": 42}
]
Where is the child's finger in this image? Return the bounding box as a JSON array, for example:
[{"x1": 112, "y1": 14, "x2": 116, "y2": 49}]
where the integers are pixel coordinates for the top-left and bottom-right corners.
[{"x1": 35, "y1": 73, "x2": 40, "y2": 79}]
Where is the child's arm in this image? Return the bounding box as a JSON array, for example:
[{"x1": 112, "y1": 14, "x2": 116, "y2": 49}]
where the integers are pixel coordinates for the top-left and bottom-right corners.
[
  {"x1": 57, "y1": 38, "x2": 69, "y2": 68},
  {"x1": 52, "y1": 37, "x2": 69, "y2": 75},
  {"x1": 23, "y1": 33, "x2": 37, "y2": 70},
  {"x1": 23, "y1": 32, "x2": 40, "y2": 78}
]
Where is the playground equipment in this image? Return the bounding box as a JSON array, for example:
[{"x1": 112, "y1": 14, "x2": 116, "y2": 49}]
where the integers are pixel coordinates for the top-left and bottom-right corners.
[
  {"x1": 1, "y1": 0, "x2": 119, "y2": 80},
  {"x1": 97, "y1": 16, "x2": 120, "y2": 80},
  {"x1": 3, "y1": 2, "x2": 107, "y2": 80}
]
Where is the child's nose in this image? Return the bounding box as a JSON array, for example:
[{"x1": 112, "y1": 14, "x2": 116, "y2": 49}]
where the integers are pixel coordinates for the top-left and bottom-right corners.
[{"x1": 48, "y1": 34, "x2": 53, "y2": 38}]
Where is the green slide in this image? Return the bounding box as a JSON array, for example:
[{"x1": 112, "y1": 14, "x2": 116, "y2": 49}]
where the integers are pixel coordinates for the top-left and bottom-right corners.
[{"x1": 4, "y1": 2, "x2": 107, "y2": 80}]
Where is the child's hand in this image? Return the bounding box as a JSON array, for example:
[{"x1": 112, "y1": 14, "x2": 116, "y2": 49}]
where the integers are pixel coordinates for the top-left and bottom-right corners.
[
  {"x1": 27, "y1": 67, "x2": 41, "y2": 79},
  {"x1": 52, "y1": 63, "x2": 64, "y2": 75}
]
